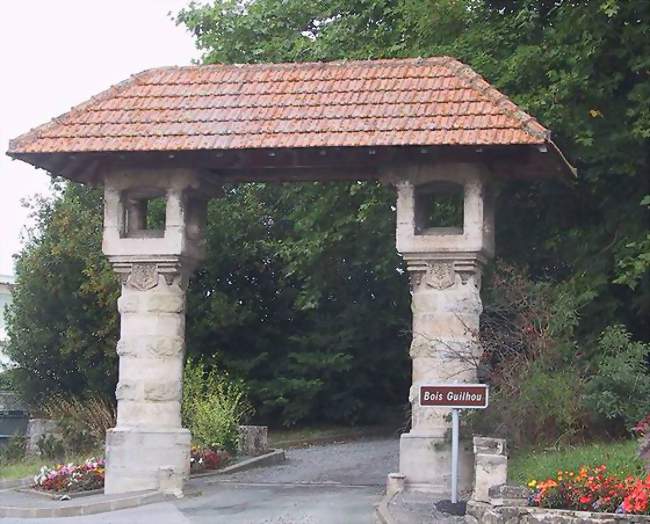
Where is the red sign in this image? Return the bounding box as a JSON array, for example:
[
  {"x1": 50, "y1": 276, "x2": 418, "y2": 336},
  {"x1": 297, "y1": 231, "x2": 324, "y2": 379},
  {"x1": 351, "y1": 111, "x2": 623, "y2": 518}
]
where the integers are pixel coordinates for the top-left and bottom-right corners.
[{"x1": 419, "y1": 384, "x2": 489, "y2": 409}]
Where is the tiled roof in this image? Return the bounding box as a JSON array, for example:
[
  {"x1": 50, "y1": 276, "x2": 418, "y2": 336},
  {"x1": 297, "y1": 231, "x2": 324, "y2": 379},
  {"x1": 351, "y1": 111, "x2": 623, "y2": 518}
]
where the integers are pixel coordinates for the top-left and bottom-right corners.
[{"x1": 8, "y1": 57, "x2": 552, "y2": 155}]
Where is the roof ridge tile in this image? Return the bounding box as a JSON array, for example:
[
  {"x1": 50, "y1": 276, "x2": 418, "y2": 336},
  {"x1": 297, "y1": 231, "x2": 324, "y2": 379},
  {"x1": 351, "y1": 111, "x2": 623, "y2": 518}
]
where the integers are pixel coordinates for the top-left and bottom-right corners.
[{"x1": 443, "y1": 58, "x2": 551, "y2": 142}]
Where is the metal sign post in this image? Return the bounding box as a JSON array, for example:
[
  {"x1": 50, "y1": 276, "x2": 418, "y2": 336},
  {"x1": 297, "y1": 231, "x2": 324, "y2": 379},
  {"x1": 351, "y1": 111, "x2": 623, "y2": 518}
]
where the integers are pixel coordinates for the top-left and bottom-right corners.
[
  {"x1": 451, "y1": 408, "x2": 459, "y2": 504},
  {"x1": 419, "y1": 383, "x2": 489, "y2": 505}
]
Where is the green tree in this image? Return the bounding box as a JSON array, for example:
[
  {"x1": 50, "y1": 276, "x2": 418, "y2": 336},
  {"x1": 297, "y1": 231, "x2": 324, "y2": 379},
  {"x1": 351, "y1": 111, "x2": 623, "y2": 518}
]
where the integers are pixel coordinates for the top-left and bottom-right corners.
[
  {"x1": 5, "y1": 182, "x2": 118, "y2": 405},
  {"x1": 186, "y1": 182, "x2": 410, "y2": 425},
  {"x1": 178, "y1": 0, "x2": 649, "y2": 341}
]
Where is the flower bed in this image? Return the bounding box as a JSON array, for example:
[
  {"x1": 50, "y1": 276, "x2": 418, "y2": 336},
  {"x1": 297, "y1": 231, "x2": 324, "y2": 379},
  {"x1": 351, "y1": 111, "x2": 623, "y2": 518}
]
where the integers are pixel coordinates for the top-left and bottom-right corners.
[
  {"x1": 528, "y1": 465, "x2": 650, "y2": 515},
  {"x1": 31, "y1": 447, "x2": 231, "y2": 493},
  {"x1": 33, "y1": 458, "x2": 104, "y2": 493},
  {"x1": 190, "y1": 446, "x2": 230, "y2": 474}
]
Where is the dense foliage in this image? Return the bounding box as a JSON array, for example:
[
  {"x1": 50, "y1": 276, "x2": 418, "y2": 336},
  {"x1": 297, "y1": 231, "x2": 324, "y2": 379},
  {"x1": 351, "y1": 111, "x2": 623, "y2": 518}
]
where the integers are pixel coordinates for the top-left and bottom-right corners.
[
  {"x1": 4, "y1": 0, "x2": 649, "y2": 435},
  {"x1": 3, "y1": 183, "x2": 118, "y2": 402}
]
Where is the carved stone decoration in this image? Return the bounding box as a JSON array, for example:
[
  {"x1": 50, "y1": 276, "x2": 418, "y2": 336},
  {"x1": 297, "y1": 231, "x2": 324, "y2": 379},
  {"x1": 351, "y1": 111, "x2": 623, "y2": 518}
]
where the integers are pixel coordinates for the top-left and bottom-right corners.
[
  {"x1": 424, "y1": 262, "x2": 455, "y2": 290},
  {"x1": 409, "y1": 271, "x2": 424, "y2": 292},
  {"x1": 127, "y1": 263, "x2": 159, "y2": 291}
]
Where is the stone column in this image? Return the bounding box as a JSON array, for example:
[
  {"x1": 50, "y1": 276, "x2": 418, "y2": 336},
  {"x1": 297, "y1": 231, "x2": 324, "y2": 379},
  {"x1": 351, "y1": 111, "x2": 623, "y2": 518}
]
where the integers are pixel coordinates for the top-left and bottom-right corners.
[
  {"x1": 383, "y1": 163, "x2": 495, "y2": 492},
  {"x1": 101, "y1": 168, "x2": 209, "y2": 494}
]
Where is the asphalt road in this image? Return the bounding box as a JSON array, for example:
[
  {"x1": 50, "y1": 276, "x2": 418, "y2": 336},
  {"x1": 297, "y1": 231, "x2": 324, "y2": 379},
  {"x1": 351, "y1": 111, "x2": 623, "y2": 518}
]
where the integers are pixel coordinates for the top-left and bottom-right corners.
[{"x1": 7, "y1": 437, "x2": 399, "y2": 524}]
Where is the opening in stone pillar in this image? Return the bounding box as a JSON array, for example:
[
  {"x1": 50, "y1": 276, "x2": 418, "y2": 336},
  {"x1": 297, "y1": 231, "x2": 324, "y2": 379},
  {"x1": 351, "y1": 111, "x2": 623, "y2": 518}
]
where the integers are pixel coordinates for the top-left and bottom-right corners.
[
  {"x1": 121, "y1": 189, "x2": 167, "y2": 238},
  {"x1": 414, "y1": 181, "x2": 464, "y2": 236}
]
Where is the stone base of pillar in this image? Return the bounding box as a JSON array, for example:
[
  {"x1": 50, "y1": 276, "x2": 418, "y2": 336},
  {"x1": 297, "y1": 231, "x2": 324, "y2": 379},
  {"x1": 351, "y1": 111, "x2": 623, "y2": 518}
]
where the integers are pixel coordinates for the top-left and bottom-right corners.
[
  {"x1": 104, "y1": 427, "x2": 191, "y2": 494},
  {"x1": 398, "y1": 432, "x2": 474, "y2": 493}
]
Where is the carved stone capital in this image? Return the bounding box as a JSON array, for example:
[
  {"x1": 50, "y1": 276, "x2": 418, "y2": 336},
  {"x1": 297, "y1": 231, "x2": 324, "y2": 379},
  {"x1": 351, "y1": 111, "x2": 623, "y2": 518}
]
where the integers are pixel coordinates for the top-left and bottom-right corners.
[
  {"x1": 109, "y1": 256, "x2": 196, "y2": 290},
  {"x1": 404, "y1": 252, "x2": 486, "y2": 292}
]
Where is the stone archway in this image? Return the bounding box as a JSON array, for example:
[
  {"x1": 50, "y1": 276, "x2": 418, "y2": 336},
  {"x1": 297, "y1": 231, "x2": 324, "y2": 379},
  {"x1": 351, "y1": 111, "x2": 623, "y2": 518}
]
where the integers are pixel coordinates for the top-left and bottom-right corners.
[{"x1": 7, "y1": 57, "x2": 573, "y2": 495}]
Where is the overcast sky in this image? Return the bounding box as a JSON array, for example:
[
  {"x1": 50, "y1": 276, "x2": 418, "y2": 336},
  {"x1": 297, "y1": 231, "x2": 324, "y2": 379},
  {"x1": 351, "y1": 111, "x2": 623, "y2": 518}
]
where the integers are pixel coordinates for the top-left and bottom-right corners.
[{"x1": 0, "y1": 0, "x2": 198, "y2": 275}]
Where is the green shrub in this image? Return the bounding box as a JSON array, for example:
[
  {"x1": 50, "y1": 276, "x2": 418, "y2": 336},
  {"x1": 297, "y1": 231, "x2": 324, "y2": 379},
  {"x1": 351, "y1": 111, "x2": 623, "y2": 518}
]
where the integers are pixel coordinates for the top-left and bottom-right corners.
[
  {"x1": 182, "y1": 358, "x2": 252, "y2": 453},
  {"x1": 585, "y1": 326, "x2": 650, "y2": 429},
  {"x1": 0, "y1": 436, "x2": 26, "y2": 464},
  {"x1": 36, "y1": 434, "x2": 65, "y2": 460},
  {"x1": 470, "y1": 363, "x2": 587, "y2": 447},
  {"x1": 469, "y1": 263, "x2": 591, "y2": 447}
]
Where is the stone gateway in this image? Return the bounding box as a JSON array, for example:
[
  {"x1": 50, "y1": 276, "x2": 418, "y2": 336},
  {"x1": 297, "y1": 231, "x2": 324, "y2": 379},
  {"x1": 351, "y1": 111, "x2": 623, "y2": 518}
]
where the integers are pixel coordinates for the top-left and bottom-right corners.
[{"x1": 7, "y1": 57, "x2": 573, "y2": 495}]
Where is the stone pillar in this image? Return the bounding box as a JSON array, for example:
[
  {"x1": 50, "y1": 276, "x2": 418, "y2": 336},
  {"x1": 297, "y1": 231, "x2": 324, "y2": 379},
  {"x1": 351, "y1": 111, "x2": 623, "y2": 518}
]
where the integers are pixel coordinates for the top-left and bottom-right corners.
[
  {"x1": 104, "y1": 261, "x2": 192, "y2": 494},
  {"x1": 101, "y1": 169, "x2": 209, "y2": 494},
  {"x1": 472, "y1": 436, "x2": 508, "y2": 503},
  {"x1": 383, "y1": 163, "x2": 495, "y2": 493},
  {"x1": 399, "y1": 255, "x2": 484, "y2": 491}
]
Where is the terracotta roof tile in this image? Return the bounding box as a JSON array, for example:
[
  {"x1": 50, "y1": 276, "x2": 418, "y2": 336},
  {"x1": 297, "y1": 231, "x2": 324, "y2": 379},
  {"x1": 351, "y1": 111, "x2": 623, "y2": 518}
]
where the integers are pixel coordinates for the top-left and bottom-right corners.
[{"x1": 8, "y1": 57, "x2": 551, "y2": 155}]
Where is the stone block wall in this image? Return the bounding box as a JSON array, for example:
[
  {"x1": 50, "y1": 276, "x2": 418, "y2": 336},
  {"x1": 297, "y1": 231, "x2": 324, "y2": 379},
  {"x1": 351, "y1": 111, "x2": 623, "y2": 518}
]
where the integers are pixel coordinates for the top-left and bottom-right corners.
[{"x1": 466, "y1": 501, "x2": 650, "y2": 523}]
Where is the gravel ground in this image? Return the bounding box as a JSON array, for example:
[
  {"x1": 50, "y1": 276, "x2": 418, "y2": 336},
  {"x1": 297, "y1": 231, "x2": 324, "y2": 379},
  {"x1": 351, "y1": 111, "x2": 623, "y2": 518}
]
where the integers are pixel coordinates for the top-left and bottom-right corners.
[{"x1": 222, "y1": 436, "x2": 399, "y2": 486}]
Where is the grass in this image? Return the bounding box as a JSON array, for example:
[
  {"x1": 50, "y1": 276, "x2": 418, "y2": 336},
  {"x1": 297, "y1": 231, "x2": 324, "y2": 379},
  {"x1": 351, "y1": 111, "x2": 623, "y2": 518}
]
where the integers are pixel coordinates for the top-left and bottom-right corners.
[
  {"x1": 0, "y1": 449, "x2": 103, "y2": 481},
  {"x1": 509, "y1": 439, "x2": 645, "y2": 485}
]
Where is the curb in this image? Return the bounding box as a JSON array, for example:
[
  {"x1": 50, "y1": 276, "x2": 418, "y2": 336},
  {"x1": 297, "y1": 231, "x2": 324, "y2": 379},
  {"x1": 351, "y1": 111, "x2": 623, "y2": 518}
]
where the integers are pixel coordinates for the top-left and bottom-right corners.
[
  {"x1": 0, "y1": 490, "x2": 170, "y2": 519},
  {"x1": 0, "y1": 449, "x2": 286, "y2": 518},
  {"x1": 16, "y1": 487, "x2": 104, "y2": 500},
  {"x1": 375, "y1": 492, "x2": 397, "y2": 524},
  {"x1": 193, "y1": 449, "x2": 286, "y2": 479}
]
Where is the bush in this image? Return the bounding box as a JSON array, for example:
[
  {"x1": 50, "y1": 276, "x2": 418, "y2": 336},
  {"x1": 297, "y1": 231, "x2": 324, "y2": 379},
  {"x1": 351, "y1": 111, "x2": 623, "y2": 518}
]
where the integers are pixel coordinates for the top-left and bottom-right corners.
[
  {"x1": 0, "y1": 436, "x2": 26, "y2": 464},
  {"x1": 42, "y1": 393, "x2": 116, "y2": 454},
  {"x1": 469, "y1": 263, "x2": 590, "y2": 447},
  {"x1": 36, "y1": 434, "x2": 65, "y2": 460},
  {"x1": 182, "y1": 358, "x2": 252, "y2": 453},
  {"x1": 585, "y1": 326, "x2": 650, "y2": 429}
]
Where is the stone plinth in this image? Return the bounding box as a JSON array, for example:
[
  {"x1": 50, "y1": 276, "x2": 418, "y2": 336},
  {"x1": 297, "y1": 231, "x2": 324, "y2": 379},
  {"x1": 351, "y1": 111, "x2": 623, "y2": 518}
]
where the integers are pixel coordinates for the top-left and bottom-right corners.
[
  {"x1": 105, "y1": 428, "x2": 190, "y2": 494},
  {"x1": 399, "y1": 433, "x2": 475, "y2": 492},
  {"x1": 472, "y1": 437, "x2": 508, "y2": 503}
]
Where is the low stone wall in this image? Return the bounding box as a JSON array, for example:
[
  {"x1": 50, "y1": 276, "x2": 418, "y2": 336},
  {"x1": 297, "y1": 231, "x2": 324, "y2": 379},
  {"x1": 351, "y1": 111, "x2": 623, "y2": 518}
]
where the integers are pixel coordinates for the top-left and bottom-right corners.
[
  {"x1": 25, "y1": 418, "x2": 61, "y2": 455},
  {"x1": 238, "y1": 425, "x2": 268, "y2": 456},
  {"x1": 466, "y1": 500, "x2": 650, "y2": 523}
]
